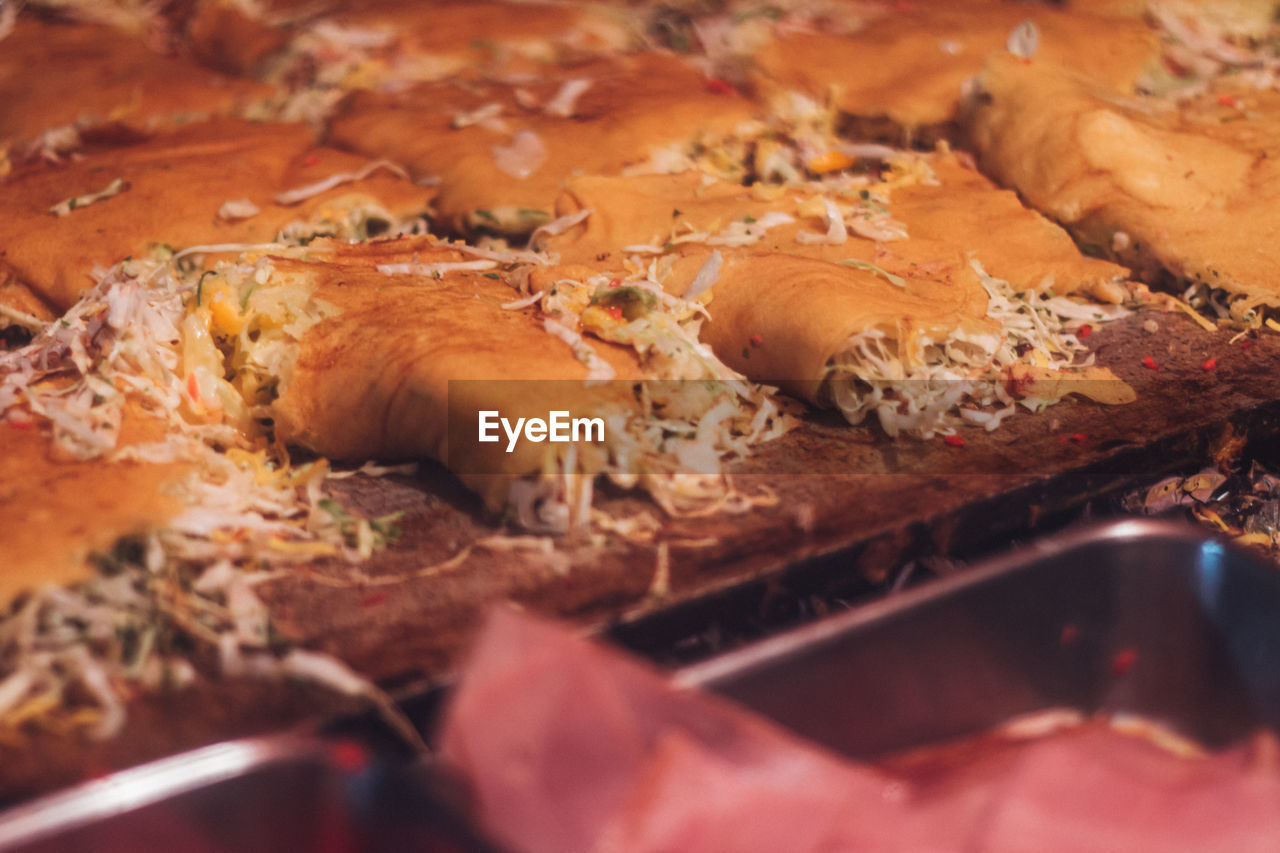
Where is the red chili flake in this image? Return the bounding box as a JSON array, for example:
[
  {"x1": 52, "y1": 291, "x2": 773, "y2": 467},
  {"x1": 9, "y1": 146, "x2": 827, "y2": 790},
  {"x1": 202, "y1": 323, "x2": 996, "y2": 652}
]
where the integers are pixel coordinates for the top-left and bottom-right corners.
[
  {"x1": 303, "y1": 153, "x2": 320, "y2": 167},
  {"x1": 749, "y1": 333, "x2": 764, "y2": 347},
  {"x1": 1142, "y1": 355, "x2": 1160, "y2": 371},
  {"x1": 1058, "y1": 435, "x2": 1070, "y2": 445},
  {"x1": 1201, "y1": 356, "x2": 1218, "y2": 371},
  {"x1": 606, "y1": 305, "x2": 624, "y2": 321},
  {"x1": 1218, "y1": 94, "x2": 1239, "y2": 107},
  {"x1": 361, "y1": 592, "x2": 388, "y2": 608},
  {"x1": 1070, "y1": 433, "x2": 1087, "y2": 443},
  {"x1": 1021, "y1": 56, "x2": 1032, "y2": 65},
  {"x1": 8, "y1": 419, "x2": 31, "y2": 430},
  {"x1": 1076, "y1": 323, "x2": 1093, "y2": 339},
  {"x1": 943, "y1": 435, "x2": 966, "y2": 448},
  {"x1": 1111, "y1": 647, "x2": 1139, "y2": 675},
  {"x1": 331, "y1": 740, "x2": 369, "y2": 773},
  {"x1": 705, "y1": 77, "x2": 736, "y2": 95},
  {"x1": 1059, "y1": 623, "x2": 1079, "y2": 646},
  {"x1": 607, "y1": 277, "x2": 621, "y2": 288},
  {"x1": 187, "y1": 372, "x2": 200, "y2": 401},
  {"x1": 1242, "y1": 339, "x2": 1254, "y2": 352}
]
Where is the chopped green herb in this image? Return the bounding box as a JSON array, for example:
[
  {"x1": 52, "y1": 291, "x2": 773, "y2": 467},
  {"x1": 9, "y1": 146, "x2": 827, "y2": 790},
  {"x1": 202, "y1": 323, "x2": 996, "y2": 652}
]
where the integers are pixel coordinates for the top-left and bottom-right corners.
[
  {"x1": 590, "y1": 285, "x2": 658, "y2": 321},
  {"x1": 196, "y1": 270, "x2": 216, "y2": 306}
]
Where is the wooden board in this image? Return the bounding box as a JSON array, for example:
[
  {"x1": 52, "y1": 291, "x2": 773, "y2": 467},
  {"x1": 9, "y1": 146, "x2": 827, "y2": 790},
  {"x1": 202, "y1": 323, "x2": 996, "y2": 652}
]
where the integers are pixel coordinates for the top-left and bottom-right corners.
[
  {"x1": 263, "y1": 307, "x2": 1280, "y2": 683},
  {"x1": 7, "y1": 307, "x2": 1279, "y2": 801}
]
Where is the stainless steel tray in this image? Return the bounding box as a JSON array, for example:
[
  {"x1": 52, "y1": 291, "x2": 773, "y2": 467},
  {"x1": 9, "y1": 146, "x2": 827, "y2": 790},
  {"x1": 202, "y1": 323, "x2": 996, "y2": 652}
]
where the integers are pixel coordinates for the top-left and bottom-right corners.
[
  {"x1": 7, "y1": 518, "x2": 1276, "y2": 850},
  {"x1": 0, "y1": 732, "x2": 497, "y2": 852},
  {"x1": 678, "y1": 518, "x2": 1280, "y2": 757}
]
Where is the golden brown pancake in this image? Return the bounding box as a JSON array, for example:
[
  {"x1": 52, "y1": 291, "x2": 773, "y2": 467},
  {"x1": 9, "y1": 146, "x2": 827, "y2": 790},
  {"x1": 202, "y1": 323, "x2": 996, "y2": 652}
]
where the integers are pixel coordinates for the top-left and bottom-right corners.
[
  {"x1": 532, "y1": 241, "x2": 992, "y2": 405},
  {"x1": 0, "y1": 17, "x2": 272, "y2": 149},
  {"x1": 0, "y1": 407, "x2": 188, "y2": 604},
  {"x1": 751, "y1": 2, "x2": 1159, "y2": 137},
  {"x1": 263, "y1": 238, "x2": 646, "y2": 509},
  {"x1": 967, "y1": 50, "x2": 1280, "y2": 307},
  {"x1": 327, "y1": 51, "x2": 759, "y2": 234},
  {"x1": 891, "y1": 153, "x2": 1133, "y2": 302},
  {"x1": 666, "y1": 248, "x2": 992, "y2": 403},
  {"x1": 0, "y1": 119, "x2": 436, "y2": 310}
]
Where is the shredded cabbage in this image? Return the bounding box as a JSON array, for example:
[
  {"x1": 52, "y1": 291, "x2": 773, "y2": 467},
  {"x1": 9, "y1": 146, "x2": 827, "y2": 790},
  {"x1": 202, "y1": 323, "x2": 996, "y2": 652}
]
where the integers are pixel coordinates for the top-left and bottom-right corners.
[{"x1": 826, "y1": 260, "x2": 1130, "y2": 437}]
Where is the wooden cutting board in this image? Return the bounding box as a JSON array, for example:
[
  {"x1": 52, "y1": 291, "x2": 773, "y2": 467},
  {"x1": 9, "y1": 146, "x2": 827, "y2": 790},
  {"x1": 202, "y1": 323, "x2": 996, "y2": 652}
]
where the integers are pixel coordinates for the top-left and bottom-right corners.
[
  {"x1": 259, "y1": 306, "x2": 1280, "y2": 683},
  {"x1": 6, "y1": 306, "x2": 1279, "y2": 802}
]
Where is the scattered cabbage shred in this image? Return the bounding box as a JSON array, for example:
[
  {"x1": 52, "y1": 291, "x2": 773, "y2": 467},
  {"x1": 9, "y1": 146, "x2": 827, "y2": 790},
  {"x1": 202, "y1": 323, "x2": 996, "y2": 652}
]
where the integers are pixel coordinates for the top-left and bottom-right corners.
[{"x1": 0, "y1": 248, "x2": 411, "y2": 742}]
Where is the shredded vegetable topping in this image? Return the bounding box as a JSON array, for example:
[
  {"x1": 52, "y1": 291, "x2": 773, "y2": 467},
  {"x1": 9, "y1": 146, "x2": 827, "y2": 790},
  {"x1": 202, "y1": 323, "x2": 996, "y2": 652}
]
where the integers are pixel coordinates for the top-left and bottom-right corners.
[
  {"x1": 505, "y1": 258, "x2": 794, "y2": 530},
  {"x1": 274, "y1": 159, "x2": 409, "y2": 205},
  {"x1": 0, "y1": 249, "x2": 414, "y2": 741},
  {"x1": 48, "y1": 177, "x2": 129, "y2": 217},
  {"x1": 826, "y1": 260, "x2": 1131, "y2": 437}
]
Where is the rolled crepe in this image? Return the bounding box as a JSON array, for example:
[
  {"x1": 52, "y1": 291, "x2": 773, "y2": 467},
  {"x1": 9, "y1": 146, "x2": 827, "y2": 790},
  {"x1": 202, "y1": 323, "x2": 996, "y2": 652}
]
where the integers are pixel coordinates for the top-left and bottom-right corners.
[
  {"x1": 328, "y1": 51, "x2": 759, "y2": 234},
  {"x1": 251, "y1": 239, "x2": 647, "y2": 509},
  {"x1": 0, "y1": 407, "x2": 188, "y2": 603},
  {"x1": 966, "y1": 50, "x2": 1280, "y2": 307},
  {"x1": 0, "y1": 119, "x2": 437, "y2": 311},
  {"x1": 539, "y1": 169, "x2": 1134, "y2": 412},
  {"x1": 533, "y1": 246, "x2": 992, "y2": 406}
]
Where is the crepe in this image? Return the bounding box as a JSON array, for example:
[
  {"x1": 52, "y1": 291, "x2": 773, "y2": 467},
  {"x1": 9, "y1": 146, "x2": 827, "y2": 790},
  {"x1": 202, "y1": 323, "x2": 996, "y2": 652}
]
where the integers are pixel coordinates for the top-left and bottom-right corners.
[
  {"x1": 0, "y1": 408, "x2": 188, "y2": 604},
  {"x1": 668, "y1": 249, "x2": 991, "y2": 405},
  {"x1": 540, "y1": 165, "x2": 1134, "y2": 422},
  {"x1": 0, "y1": 119, "x2": 437, "y2": 312},
  {"x1": 328, "y1": 51, "x2": 759, "y2": 234},
  {"x1": 248, "y1": 239, "x2": 647, "y2": 509},
  {"x1": 750, "y1": 2, "x2": 1159, "y2": 139},
  {"x1": 966, "y1": 50, "x2": 1280, "y2": 308},
  {"x1": 0, "y1": 17, "x2": 272, "y2": 154}
]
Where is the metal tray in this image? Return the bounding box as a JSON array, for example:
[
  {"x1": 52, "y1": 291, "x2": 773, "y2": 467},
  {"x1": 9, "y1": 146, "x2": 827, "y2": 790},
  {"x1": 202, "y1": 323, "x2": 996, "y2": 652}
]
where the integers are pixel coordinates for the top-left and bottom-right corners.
[
  {"x1": 0, "y1": 733, "x2": 498, "y2": 852},
  {"x1": 7, "y1": 518, "x2": 1277, "y2": 850},
  {"x1": 678, "y1": 517, "x2": 1280, "y2": 757}
]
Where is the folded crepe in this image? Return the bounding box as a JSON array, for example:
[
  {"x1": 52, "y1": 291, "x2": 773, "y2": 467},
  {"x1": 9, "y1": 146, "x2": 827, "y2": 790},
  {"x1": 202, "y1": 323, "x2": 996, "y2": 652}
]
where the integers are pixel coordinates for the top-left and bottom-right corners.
[
  {"x1": 650, "y1": 249, "x2": 994, "y2": 406},
  {"x1": 750, "y1": 2, "x2": 1159, "y2": 139},
  {"x1": 0, "y1": 408, "x2": 188, "y2": 604},
  {"x1": 211, "y1": 238, "x2": 646, "y2": 510},
  {"x1": 327, "y1": 51, "x2": 759, "y2": 235},
  {"x1": 966, "y1": 50, "x2": 1280, "y2": 310},
  {"x1": 0, "y1": 17, "x2": 272, "y2": 153},
  {"x1": 0, "y1": 119, "x2": 437, "y2": 313},
  {"x1": 539, "y1": 167, "x2": 1135, "y2": 429}
]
